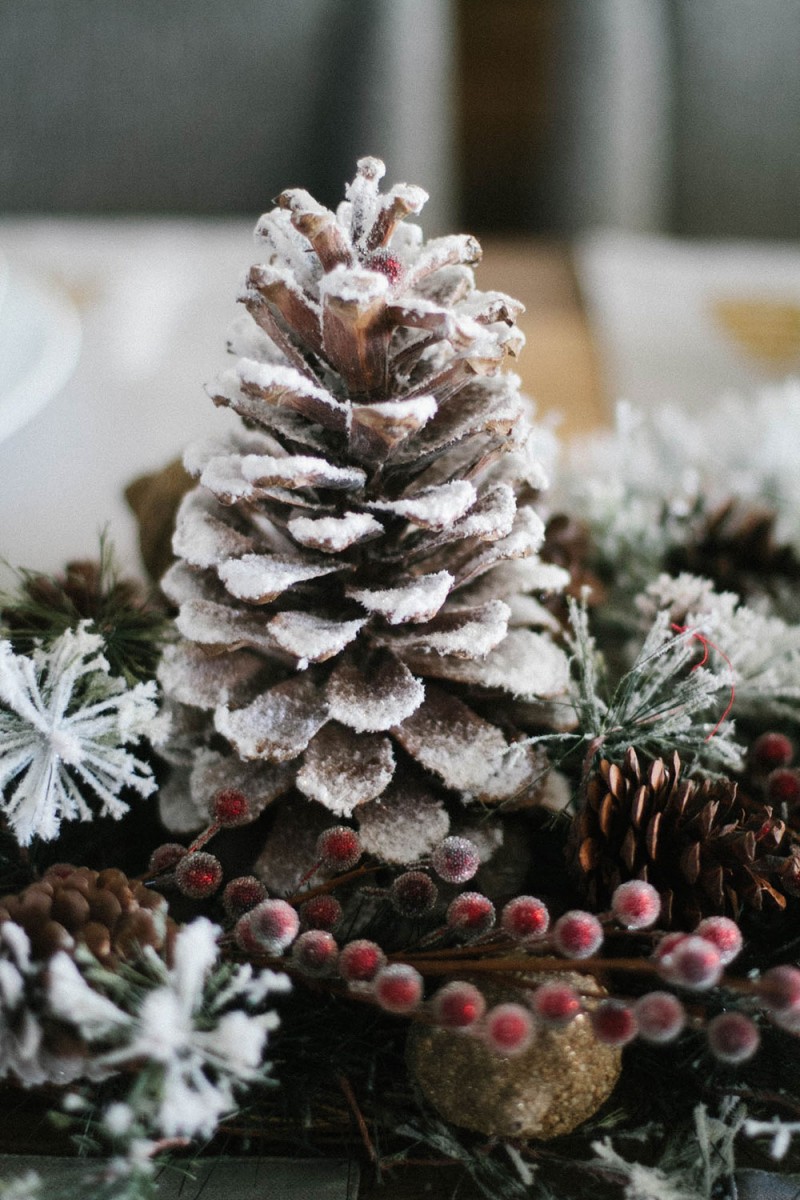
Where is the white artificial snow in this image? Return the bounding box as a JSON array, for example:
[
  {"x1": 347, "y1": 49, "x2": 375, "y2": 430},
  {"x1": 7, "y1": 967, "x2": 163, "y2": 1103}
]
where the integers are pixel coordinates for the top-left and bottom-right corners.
[
  {"x1": 236, "y1": 359, "x2": 349, "y2": 430},
  {"x1": 217, "y1": 553, "x2": 341, "y2": 603},
  {"x1": 239, "y1": 453, "x2": 365, "y2": 491},
  {"x1": 172, "y1": 491, "x2": 254, "y2": 569},
  {"x1": 450, "y1": 483, "x2": 516, "y2": 541},
  {"x1": 288, "y1": 510, "x2": 383, "y2": 553},
  {"x1": 326, "y1": 652, "x2": 426, "y2": 732},
  {"x1": 0, "y1": 625, "x2": 160, "y2": 845},
  {"x1": 175, "y1": 598, "x2": 278, "y2": 654},
  {"x1": 296, "y1": 724, "x2": 395, "y2": 816},
  {"x1": 417, "y1": 629, "x2": 570, "y2": 700},
  {"x1": 157, "y1": 642, "x2": 263, "y2": 711},
  {"x1": 319, "y1": 264, "x2": 389, "y2": 307},
  {"x1": 369, "y1": 480, "x2": 476, "y2": 530},
  {"x1": 268, "y1": 611, "x2": 366, "y2": 663},
  {"x1": 385, "y1": 599, "x2": 511, "y2": 660},
  {"x1": 215, "y1": 676, "x2": 329, "y2": 762},
  {"x1": 455, "y1": 508, "x2": 545, "y2": 588},
  {"x1": 347, "y1": 570, "x2": 453, "y2": 625},
  {"x1": 356, "y1": 781, "x2": 450, "y2": 865}
]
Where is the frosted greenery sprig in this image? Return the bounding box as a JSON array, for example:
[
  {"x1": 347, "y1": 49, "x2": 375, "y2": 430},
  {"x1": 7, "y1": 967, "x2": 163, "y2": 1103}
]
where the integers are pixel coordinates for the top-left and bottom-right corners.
[{"x1": 563, "y1": 599, "x2": 743, "y2": 775}]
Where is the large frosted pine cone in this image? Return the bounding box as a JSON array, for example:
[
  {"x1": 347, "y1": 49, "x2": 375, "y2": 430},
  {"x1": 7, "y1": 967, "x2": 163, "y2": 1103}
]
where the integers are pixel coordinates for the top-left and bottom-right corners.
[
  {"x1": 568, "y1": 747, "x2": 793, "y2": 926},
  {"x1": 159, "y1": 158, "x2": 570, "y2": 841}
]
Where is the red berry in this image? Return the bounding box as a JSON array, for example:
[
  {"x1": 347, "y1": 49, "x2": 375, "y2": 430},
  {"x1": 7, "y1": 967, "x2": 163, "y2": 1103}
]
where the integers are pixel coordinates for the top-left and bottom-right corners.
[
  {"x1": 302, "y1": 894, "x2": 343, "y2": 932},
  {"x1": 634, "y1": 992, "x2": 686, "y2": 1043},
  {"x1": 175, "y1": 852, "x2": 223, "y2": 899},
  {"x1": 291, "y1": 930, "x2": 338, "y2": 976},
  {"x1": 767, "y1": 768, "x2": 800, "y2": 806},
  {"x1": 339, "y1": 939, "x2": 386, "y2": 984},
  {"x1": 222, "y1": 875, "x2": 267, "y2": 919},
  {"x1": 446, "y1": 892, "x2": 496, "y2": 936},
  {"x1": 316, "y1": 827, "x2": 362, "y2": 872},
  {"x1": 431, "y1": 837, "x2": 481, "y2": 884},
  {"x1": 653, "y1": 931, "x2": 688, "y2": 964},
  {"x1": 148, "y1": 843, "x2": 187, "y2": 875},
  {"x1": 247, "y1": 898, "x2": 300, "y2": 954},
  {"x1": 530, "y1": 982, "x2": 582, "y2": 1027},
  {"x1": 751, "y1": 732, "x2": 794, "y2": 772},
  {"x1": 374, "y1": 964, "x2": 423, "y2": 1014},
  {"x1": 553, "y1": 911, "x2": 604, "y2": 959},
  {"x1": 501, "y1": 896, "x2": 550, "y2": 942},
  {"x1": 695, "y1": 917, "x2": 743, "y2": 965},
  {"x1": 611, "y1": 880, "x2": 661, "y2": 930},
  {"x1": 485, "y1": 1003, "x2": 534, "y2": 1055},
  {"x1": 366, "y1": 249, "x2": 404, "y2": 286},
  {"x1": 233, "y1": 912, "x2": 260, "y2": 953},
  {"x1": 390, "y1": 871, "x2": 438, "y2": 918},
  {"x1": 758, "y1": 965, "x2": 800, "y2": 1014},
  {"x1": 591, "y1": 1000, "x2": 638, "y2": 1046},
  {"x1": 658, "y1": 935, "x2": 722, "y2": 990},
  {"x1": 212, "y1": 788, "x2": 251, "y2": 827},
  {"x1": 432, "y1": 981, "x2": 486, "y2": 1030},
  {"x1": 707, "y1": 1012, "x2": 760, "y2": 1063}
]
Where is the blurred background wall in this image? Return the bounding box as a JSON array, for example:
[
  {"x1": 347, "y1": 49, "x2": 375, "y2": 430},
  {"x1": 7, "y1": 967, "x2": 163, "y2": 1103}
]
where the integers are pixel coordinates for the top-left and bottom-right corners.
[{"x1": 0, "y1": 0, "x2": 798, "y2": 238}]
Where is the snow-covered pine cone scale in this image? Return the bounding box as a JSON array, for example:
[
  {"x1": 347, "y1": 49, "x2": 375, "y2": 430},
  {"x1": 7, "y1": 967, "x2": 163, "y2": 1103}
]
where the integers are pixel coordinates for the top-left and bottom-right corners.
[{"x1": 160, "y1": 159, "x2": 569, "y2": 841}]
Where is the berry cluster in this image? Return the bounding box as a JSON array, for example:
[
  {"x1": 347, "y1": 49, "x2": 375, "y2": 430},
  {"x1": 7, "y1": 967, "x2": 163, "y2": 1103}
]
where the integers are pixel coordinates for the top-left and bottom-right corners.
[
  {"x1": 146, "y1": 814, "x2": 800, "y2": 1066},
  {"x1": 749, "y1": 731, "x2": 800, "y2": 827}
]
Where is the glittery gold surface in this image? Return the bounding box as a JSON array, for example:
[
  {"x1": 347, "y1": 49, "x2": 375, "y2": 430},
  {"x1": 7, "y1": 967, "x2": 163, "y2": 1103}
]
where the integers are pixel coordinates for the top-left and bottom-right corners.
[{"x1": 407, "y1": 978, "x2": 622, "y2": 1140}]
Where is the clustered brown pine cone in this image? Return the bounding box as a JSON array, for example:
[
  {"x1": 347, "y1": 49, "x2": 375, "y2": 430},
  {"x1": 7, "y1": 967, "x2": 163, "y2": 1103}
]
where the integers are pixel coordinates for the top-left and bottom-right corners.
[
  {"x1": 0, "y1": 865, "x2": 173, "y2": 965},
  {"x1": 666, "y1": 498, "x2": 800, "y2": 604},
  {"x1": 568, "y1": 747, "x2": 799, "y2": 927}
]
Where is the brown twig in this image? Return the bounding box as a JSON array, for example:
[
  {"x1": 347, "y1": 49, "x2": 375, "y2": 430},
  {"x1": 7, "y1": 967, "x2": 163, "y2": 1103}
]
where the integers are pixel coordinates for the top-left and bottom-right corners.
[{"x1": 337, "y1": 1072, "x2": 378, "y2": 1164}]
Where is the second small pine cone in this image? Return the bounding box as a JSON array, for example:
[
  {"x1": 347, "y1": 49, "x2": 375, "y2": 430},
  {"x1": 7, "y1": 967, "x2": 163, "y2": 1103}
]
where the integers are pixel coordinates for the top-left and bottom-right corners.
[{"x1": 0, "y1": 865, "x2": 174, "y2": 965}]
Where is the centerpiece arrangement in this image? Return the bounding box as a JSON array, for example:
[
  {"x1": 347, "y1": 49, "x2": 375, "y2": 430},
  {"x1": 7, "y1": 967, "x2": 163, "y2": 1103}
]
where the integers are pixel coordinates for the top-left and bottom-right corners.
[{"x1": 1, "y1": 160, "x2": 800, "y2": 1200}]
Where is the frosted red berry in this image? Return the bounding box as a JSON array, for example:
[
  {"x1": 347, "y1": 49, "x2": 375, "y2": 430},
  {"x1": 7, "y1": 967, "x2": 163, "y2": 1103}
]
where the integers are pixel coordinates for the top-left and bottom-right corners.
[
  {"x1": 591, "y1": 1000, "x2": 638, "y2": 1046},
  {"x1": 767, "y1": 768, "x2": 800, "y2": 806},
  {"x1": 316, "y1": 827, "x2": 362, "y2": 872},
  {"x1": 758, "y1": 965, "x2": 800, "y2": 1014},
  {"x1": 751, "y1": 732, "x2": 794, "y2": 772},
  {"x1": 233, "y1": 912, "x2": 260, "y2": 953},
  {"x1": 212, "y1": 787, "x2": 251, "y2": 827},
  {"x1": 653, "y1": 931, "x2": 687, "y2": 964},
  {"x1": 658, "y1": 935, "x2": 722, "y2": 990},
  {"x1": 247, "y1": 898, "x2": 300, "y2": 954},
  {"x1": 553, "y1": 911, "x2": 604, "y2": 959},
  {"x1": 611, "y1": 880, "x2": 661, "y2": 930},
  {"x1": 695, "y1": 917, "x2": 743, "y2": 965},
  {"x1": 530, "y1": 982, "x2": 582, "y2": 1027},
  {"x1": 707, "y1": 1012, "x2": 760, "y2": 1063},
  {"x1": 302, "y1": 894, "x2": 343, "y2": 932},
  {"x1": 432, "y1": 981, "x2": 486, "y2": 1030},
  {"x1": 374, "y1": 963, "x2": 424, "y2": 1014},
  {"x1": 446, "y1": 892, "x2": 496, "y2": 936},
  {"x1": 501, "y1": 895, "x2": 550, "y2": 942},
  {"x1": 485, "y1": 1003, "x2": 534, "y2": 1056},
  {"x1": 339, "y1": 939, "x2": 387, "y2": 984},
  {"x1": 431, "y1": 837, "x2": 481, "y2": 884},
  {"x1": 291, "y1": 930, "x2": 338, "y2": 976},
  {"x1": 390, "y1": 871, "x2": 438, "y2": 918},
  {"x1": 148, "y1": 843, "x2": 187, "y2": 875},
  {"x1": 366, "y1": 249, "x2": 404, "y2": 286},
  {"x1": 222, "y1": 875, "x2": 267, "y2": 919},
  {"x1": 634, "y1": 991, "x2": 686, "y2": 1043},
  {"x1": 175, "y1": 852, "x2": 223, "y2": 899}
]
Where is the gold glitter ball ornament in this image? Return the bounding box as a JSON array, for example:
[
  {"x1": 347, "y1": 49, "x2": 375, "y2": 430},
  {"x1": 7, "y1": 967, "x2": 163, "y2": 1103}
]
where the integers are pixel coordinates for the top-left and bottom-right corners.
[{"x1": 407, "y1": 977, "x2": 622, "y2": 1140}]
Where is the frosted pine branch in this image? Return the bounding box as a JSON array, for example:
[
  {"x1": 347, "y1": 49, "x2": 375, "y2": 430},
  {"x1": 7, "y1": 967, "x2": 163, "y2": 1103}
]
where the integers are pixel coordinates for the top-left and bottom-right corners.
[{"x1": 0, "y1": 623, "x2": 164, "y2": 845}]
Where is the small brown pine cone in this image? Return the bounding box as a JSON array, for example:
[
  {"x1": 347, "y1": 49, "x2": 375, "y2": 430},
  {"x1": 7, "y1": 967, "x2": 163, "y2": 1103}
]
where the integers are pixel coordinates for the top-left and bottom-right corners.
[
  {"x1": 0, "y1": 865, "x2": 174, "y2": 965},
  {"x1": 665, "y1": 498, "x2": 800, "y2": 604},
  {"x1": 567, "y1": 747, "x2": 793, "y2": 927}
]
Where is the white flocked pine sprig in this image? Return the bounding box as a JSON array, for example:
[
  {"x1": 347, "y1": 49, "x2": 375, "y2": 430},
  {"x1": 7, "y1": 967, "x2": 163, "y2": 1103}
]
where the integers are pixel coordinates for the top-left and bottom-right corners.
[
  {"x1": 565, "y1": 598, "x2": 744, "y2": 774},
  {"x1": 0, "y1": 621, "x2": 165, "y2": 845}
]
